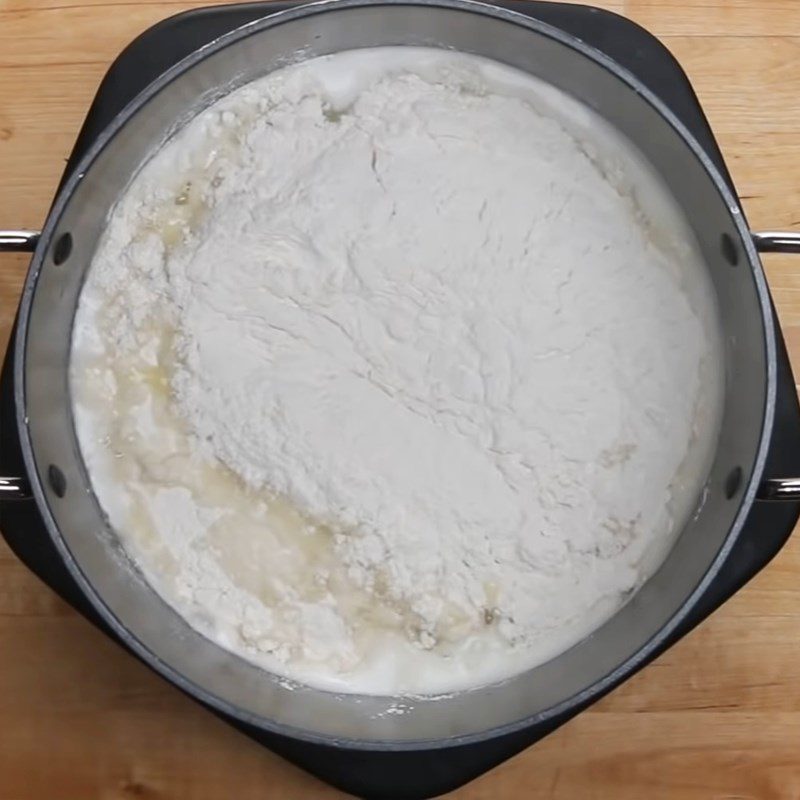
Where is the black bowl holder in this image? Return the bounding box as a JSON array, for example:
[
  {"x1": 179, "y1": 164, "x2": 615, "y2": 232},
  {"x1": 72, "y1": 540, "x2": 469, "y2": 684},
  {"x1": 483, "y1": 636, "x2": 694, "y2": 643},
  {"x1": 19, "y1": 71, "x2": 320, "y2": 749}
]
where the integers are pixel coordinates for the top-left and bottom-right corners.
[{"x1": 1, "y1": 3, "x2": 799, "y2": 798}]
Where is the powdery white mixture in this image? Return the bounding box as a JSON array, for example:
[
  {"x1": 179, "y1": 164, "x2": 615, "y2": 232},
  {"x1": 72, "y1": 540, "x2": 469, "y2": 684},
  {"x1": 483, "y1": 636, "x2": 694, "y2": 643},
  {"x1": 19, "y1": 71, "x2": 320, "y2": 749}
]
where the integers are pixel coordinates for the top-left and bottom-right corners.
[{"x1": 71, "y1": 48, "x2": 723, "y2": 696}]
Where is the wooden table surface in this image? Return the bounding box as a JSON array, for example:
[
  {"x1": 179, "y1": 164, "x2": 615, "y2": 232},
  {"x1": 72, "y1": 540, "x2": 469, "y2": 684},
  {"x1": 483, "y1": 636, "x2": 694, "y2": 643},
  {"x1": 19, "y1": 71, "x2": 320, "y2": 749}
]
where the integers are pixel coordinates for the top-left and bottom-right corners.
[{"x1": 2, "y1": 0, "x2": 800, "y2": 797}]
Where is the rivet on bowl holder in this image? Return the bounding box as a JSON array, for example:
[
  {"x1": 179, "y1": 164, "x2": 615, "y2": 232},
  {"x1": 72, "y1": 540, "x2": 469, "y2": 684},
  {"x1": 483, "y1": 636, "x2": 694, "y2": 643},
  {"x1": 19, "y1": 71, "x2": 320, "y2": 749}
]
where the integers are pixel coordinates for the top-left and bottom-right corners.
[
  {"x1": 721, "y1": 232, "x2": 739, "y2": 266},
  {"x1": 724, "y1": 466, "x2": 743, "y2": 499},
  {"x1": 47, "y1": 465, "x2": 67, "y2": 498},
  {"x1": 52, "y1": 232, "x2": 73, "y2": 265}
]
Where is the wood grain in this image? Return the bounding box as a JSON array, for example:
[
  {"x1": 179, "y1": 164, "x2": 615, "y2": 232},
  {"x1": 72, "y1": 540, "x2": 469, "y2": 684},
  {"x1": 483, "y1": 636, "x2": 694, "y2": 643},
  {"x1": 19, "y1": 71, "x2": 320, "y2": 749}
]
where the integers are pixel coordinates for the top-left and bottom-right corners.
[{"x1": 1, "y1": 1, "x2": 800, "y2": 798}]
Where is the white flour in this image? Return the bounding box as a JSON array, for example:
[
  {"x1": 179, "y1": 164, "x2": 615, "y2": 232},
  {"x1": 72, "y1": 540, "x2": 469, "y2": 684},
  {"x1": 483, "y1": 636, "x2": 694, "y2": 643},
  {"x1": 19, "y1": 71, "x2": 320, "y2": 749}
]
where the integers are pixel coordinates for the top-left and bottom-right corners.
[{"x1": 71, "y1": 48, "x2": 723, "y2": 695}]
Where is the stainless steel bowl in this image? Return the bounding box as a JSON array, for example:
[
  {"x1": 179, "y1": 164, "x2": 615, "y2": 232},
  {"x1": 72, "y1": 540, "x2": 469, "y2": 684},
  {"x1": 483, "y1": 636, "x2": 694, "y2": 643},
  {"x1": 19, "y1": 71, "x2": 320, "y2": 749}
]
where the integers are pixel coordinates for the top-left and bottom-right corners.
[{"x1": 2, "y1": 0, "x2": 800, "y2": 753}]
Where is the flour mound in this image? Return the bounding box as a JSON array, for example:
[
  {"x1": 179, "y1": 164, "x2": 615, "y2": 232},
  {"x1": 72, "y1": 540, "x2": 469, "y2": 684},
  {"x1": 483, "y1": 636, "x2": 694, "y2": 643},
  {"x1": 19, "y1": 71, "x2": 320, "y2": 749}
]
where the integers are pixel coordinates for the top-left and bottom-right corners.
[{"x1": 72, "y1": 49, "x2": 722, "y2": 694}]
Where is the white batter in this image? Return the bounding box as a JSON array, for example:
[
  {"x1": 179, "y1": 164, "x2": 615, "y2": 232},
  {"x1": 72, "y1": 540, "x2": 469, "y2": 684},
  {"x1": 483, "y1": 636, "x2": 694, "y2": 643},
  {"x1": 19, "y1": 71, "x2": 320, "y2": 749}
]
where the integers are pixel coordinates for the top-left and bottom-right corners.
[{"x1": 71, "y1": 48, "x2": 723, "y2": 695}]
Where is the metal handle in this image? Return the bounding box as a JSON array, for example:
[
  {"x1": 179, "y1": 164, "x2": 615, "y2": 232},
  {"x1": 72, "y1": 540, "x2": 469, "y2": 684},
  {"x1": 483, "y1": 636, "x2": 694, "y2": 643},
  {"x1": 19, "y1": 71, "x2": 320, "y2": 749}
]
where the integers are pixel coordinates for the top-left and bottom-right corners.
[
  {"x1": 757, "y1": 479, "x2": 800, "y2": 502},
  {"x1": 752, "y1": 230, "x2": 800, "y2": 501},
  {"x1": 0, "y1": 230, "x2": 40, "y2": 253},
  {"x1": 0, "y1": 477, "x2": 32, "y2": 501},
  {"x1": 1, "y1": 232, "x2": 38, "y2": 502},
  {"x1": 753, "y1": 230, "x2": 800, "y2": 254}
]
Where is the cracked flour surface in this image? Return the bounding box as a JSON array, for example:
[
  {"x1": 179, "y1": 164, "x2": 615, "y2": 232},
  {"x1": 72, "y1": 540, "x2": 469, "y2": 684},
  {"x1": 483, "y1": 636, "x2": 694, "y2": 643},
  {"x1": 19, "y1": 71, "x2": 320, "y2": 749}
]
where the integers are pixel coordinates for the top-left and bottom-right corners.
[{"x1": 71, "y1": 48, "x2": 723, "y2": 695}]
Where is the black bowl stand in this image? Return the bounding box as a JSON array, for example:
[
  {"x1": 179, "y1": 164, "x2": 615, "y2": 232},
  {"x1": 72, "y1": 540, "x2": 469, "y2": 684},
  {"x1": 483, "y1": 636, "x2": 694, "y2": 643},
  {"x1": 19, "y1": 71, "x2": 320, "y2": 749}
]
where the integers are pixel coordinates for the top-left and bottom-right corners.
[{"x1": 1, "y1": 3, "x2": 799, "y2": 798}]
